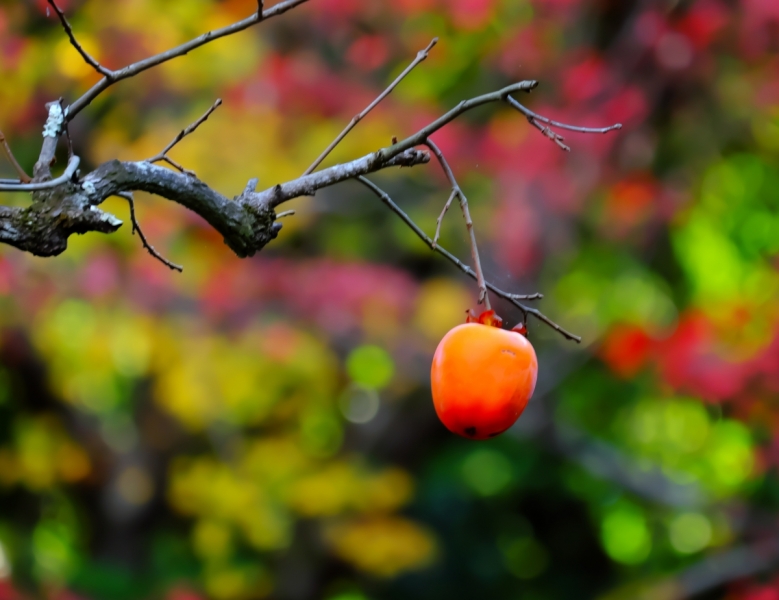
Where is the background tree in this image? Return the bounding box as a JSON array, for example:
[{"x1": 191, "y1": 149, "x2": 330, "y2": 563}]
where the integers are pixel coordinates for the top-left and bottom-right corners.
[{"x1": 0, "y1": 1, "x2": 778, "y2": 599}]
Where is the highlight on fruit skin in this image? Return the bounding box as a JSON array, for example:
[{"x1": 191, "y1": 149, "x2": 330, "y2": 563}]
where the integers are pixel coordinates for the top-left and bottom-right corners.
[{"x1": 431, "y1": 309, "x2": 538, "y2": 440}]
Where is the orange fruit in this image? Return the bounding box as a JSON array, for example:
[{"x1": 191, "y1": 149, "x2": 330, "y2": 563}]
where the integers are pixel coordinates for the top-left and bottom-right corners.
[{"x1": 431, "y1": 311, "x2": 538, "y2": 440}]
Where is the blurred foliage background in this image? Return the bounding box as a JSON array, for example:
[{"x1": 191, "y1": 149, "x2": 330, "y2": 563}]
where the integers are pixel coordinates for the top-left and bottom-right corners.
[{"x1": 1, "y1": 0, "x2": 779, "y2": 598}]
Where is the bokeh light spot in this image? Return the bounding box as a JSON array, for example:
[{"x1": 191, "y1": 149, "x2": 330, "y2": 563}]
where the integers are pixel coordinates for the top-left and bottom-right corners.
[
  {"x1": 117, "y1": 466, "x2": 154, "y2": 506},
  {"x1": 501, "y1": 537, "x2": 549, "y2": 580},
  {"x1": 339, "y1": 384, "x2": 380, "y2": 424},
  {"x1": 601, "y1": 504, "x2": 652, "y2": 565},
  {"x1": 346, "y1": 345, "x2": 394, "y2": 390},
  {"x1": 669, "y1": 513, "x2": 712, "y2": 554},
  {"x1": 462, "y1": 449, "x2": 512, "y2": 496}
]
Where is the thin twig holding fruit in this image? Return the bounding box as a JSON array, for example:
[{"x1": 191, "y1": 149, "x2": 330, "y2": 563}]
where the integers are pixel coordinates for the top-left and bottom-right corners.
[
  {"x1": 425, "y1": 139, "x2": 491, "y2": 310},
  {"x1": 357, "y1": 177, "x2": 582, "y2": 343}
]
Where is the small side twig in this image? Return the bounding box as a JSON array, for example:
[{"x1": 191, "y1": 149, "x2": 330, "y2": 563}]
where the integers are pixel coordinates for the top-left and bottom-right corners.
[
  {"x1": 426, "y1": 139, "x2": 490, "y2": 309},
  {"x1": 147, "y1": 99, "x2": 222, "y2": 176},
  {"x1": 303, "y1": 37, "x2": 438, "y2": 175},
  {"x1": 0, "y1": 130, "x2": 31, "y2": 183},
  {"x1": 47, "y1": 0, "x2": 114, "y2": 78},
  {"x1": 65, "y1": 0, "x2": 311, "y2": 120},
  {"x1": 117, "y1": 191, "x2": 183, "y2": 272},
  {"x1": 0, "y1": 156, "x2": 80, "y2": 192},
  {"x1": 357, "y1": 176, "x2": 580, "y2": 343},
  {"x1": 506, "y1": 95, "x2": 622, "y2": 152},
  {"x1": 59, "y1": 99, "x2": 75, "y2": 160},
  {"x1": 433, "y1": 189, "x2": 457, "y2": 246}
]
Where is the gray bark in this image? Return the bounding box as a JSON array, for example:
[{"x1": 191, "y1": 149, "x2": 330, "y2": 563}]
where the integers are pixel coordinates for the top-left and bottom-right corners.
[{"x1": 0, "y1": 148, "x2": 429, "y2": 258}]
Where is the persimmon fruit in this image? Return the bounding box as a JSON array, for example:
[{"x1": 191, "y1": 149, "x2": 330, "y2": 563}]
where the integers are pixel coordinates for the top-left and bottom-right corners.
[{"x1": 431, "y1": 310, "x2": 538, "y2": 440}]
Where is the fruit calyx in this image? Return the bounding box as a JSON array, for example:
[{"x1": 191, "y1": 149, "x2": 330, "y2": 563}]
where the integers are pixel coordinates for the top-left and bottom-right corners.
[
  {"x1": 466, "y1": 308, "x2": 503, "y2": 327},
  {"x1": 465, "y1": 309, "x2": 528, "y2": 338}
]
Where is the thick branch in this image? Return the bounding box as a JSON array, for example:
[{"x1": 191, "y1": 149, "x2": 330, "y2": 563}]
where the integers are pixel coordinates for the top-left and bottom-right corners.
[
  {"x1": 0, "y1": 184, "x2": 121, "y2": 256},
  {"x1": 84, "y1": 161, "x2": 279, "y2": 258},
  {"x1": 69, "y1": 149, "x2": 429, "y2": 257}
]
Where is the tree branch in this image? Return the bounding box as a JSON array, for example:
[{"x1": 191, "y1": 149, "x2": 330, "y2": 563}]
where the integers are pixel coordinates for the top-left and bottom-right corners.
[
  {"x1": 147, "y1": 98, "x2": 223, "y2": 176},
  {"x1": 83, "y1": 161, "x2": 279, "y2": 258},
  {"x1": 0, "y1": 130, "x2": 31, "y2": 183},
  {"x1": 118, "y1": 191, "x2": 183, "y2": 272},
  {"x1": 0, "y1": 156, "x2": 80, "y2": 192},
  {"x1": 47, "y1": 0, "x2": 113, "y2": 77},
  {"x1": 356, "y1": 176, "x2": 580, "y2": 343},
  {"x1": 506, "y1": 95, "x2": 622, "y2": 152},
  {"x1": 304, "y1": 37, "x2": 438, "y2": 175},
  {"x1": 0, "y1": 180, "x2": 122, "y2": 256},
  {"x1": 261, "y1": 148, "x2": 430, "y2": 208},
  {"x1": 7, "y1": 0, "x2": 616, "y2": 341},
  {"x1": 425, "y1": 139, "x2": 490, "y2": 309},
  {"x1": 65, "y1": 0, "x2": 312, "y2": 120},
  {"x1": 433, "y1": 189, "x2": 457, "y2": 246},
  {"x1": 375, "y1": 80, "x2": 538, "y2": 163}
]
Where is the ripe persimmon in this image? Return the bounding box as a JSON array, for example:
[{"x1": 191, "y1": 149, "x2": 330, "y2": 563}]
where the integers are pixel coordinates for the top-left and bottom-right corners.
[{"x1": 431, "y1": 310, "x2": 538, "y2": 440}]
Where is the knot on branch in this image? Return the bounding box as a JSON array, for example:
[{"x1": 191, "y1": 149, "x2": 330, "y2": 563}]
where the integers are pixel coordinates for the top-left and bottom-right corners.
[
  {"x1": 230, "y1": 182, "x2": 281, "y2": 258},
  {"x1": 0, "y1": 184, "x2": 122, "y2": 256}
]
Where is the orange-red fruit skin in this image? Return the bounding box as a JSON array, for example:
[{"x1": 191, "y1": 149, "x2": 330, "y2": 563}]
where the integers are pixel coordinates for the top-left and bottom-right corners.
[{"x1": 431, "y1": 323, "x2": 538, "y2": 440}]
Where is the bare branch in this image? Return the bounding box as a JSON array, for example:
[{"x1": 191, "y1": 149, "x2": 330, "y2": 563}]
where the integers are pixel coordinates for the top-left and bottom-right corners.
[
  {"x1": 33, "y1": 100, "x2": 66, "y2": 181},
  {"x1": 506, "y1": 95, "x2": 622, "y2": 151},
  {"x1": 0, "y1": 130, "x2": 31, "y2": 183},
  {"x1": 157, "y1": 156, "x2": 195, "y2": 177},
  {"x1": 66, "y1": 0, "x2": 311, "y2": 120},
  {"x1": 357, "y1": 176, "x2": 580, "y2": 342},
  {"x1": 376, "y1": 80, "x2": 538, "y2": 163},
  {"x1": 0, "y1": 179, "x2": 122, "y2": 257},
  {"x1": 147, "y1": 99, "x2": 223, "y2": 173},
  {"x1": 433, "y1": 189, "x2": 456, "y2": 246},
  {"x1": 262, "y1": 148, "x2": 430, "y2": 208},
  {"x1": 304, "y1": 37, "x2": 438, "y2": 175},
  {"x1": 508, "y1": 292, "x2": 543, "y2": 301},
  {"x1": 117, "y1": 192, "x2": 183, "y2": 272},
  {"x1": 47, "y1": 0, "x2": 114, "y2": 78},
  {"x1": 528, "y1": 117, "x2": 571, "y2": 152},
  {"x1": 425, "y1": 139, "x2": 490, "y2": 309},
  {"x1": 0, "y1": 143, "x2": 427, "y2": 258},
  {"x1": 0, "y1": 156, "x2": 80, "y2": 192}
]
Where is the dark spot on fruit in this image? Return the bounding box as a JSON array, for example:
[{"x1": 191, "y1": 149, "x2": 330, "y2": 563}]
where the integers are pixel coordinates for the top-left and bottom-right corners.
[
  {"x1": 489, "y1": 432, "x2": 500, "y2": 438},
  {"x1": 464, "y1": 426, "x2": 477, "y2": 437},
  {"x1": 501, "y1": 349, "x2": 516, "y2": 356}
]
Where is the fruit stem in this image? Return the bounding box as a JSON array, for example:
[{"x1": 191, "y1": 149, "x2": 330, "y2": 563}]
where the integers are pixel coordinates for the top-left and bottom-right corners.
[{"x1": 425, "y1": 139, "x2": 491, "y2": 310}]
